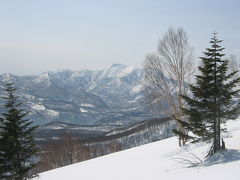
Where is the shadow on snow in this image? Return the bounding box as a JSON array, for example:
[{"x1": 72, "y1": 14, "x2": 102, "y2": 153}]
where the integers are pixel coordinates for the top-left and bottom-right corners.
[{"x1": 203, "y1": 149, "x2": 240, "y2": 167}]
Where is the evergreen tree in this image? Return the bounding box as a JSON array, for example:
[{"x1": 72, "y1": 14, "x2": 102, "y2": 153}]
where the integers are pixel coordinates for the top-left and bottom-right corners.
[
  {"x1": 0, "y1": 83, "x2": 38, "y2": 180},
  {"x1": 174, "y1": 32, "x2": 240, "y2": 155}
]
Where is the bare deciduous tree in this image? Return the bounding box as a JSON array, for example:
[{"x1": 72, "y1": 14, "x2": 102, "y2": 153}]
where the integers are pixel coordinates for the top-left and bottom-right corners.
[
  {"x1": 37, "y1": 134, "x2": 91, "y2": 172},
  {"x1": 143, "y1": 27, "x2": 194, "y2": 146},
  {"x1": 108, "y1": 140, "x2": 122, "y2": 153},
  {"x1": 228, "y1": 54, "x2": 240, "y2": 81}
]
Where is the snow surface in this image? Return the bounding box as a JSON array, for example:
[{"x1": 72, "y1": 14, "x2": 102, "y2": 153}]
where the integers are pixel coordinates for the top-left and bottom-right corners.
[
  {"x1": 1, "y1": 73, "x2": 15, "y2": 82},
  {"x1": 33, "y1": 73, "x2": 51, "y2": 84},
  {"x1": 32, "y1": 104, "x2": 46, "y2": 111},
  {"x1": 118, "y1": 66, "x2": 135, "y2": 77},
  {"x1": 21, "y1": 93, "x2": 35, "y2": 100},
  {"x1": 101, "y1": 64, "x2": 126, "y2": 78},
  {"x1": 81, "y1": 103, "x2": 95, "y2": 107},
  {"x1": 35, "y1": 119, "x2": 240, "y2": 180},
  {"x1": 80, "y1": 108, "x2": 88, "y2": 113},
  {"x1": 132, "y1": 84, "x2": 142, "y2": 93},
  {"x1": 46, "y1": 109, "x2": 60, "y2": 117}
]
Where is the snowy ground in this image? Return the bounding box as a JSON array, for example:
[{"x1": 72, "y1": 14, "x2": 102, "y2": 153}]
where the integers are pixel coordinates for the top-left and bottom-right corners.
[{"x1": 35, "y1": 119, "x2": 240, "y2": 180}]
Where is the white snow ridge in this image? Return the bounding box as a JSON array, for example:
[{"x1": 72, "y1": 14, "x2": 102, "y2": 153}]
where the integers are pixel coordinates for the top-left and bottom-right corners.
[
  {"x1": 80, "y1": 103, "x2": 95, "y2": 107},
  {"x1": 118, "y1": 66, "x2": 135, "y2": 77},
  {"x1": 35, "y1": 119, "x2": 240, "y2": 180},
  {"x1": 46, "y1": 109, "x2": 60, "y2": 117},
  {"x1": 32, "y1": 104, "x2": 46, "y2": 111},
  {"x1": 80, "y1": 108, "x2": 88, "y2": 113}
]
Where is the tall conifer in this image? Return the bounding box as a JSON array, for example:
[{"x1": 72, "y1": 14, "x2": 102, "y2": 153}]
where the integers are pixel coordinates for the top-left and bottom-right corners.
[
  {"x1": 0, "y1": 83, "x2": 38, "y2": 179},
  {"x1": 175, "y1": 32, "x2": 240, "y2": 155}
]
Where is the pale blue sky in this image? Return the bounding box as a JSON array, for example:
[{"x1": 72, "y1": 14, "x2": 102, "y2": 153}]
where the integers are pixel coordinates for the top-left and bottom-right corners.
[{"x1": 0, "y1": 0, "x2": 239, "y2": 75}]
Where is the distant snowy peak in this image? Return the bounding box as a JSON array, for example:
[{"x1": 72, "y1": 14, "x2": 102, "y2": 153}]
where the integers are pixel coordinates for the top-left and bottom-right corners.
[
  {"x1": 101, "y1": 64, "x2": 141, "y2": 79},
  {"x1": 33, "y1": 72, "x2": 52, "y2": 84},
  {"x1": 54, "y1": 69, "x2": 75, "y2": 80},
  {"x1": 101, "y1": 64, "x2": 127, "y2": 78},
  {"x1": 118, "y1": 66, "x2": 135, "y2": 78},
  {"x1": 49, "y1": 64, "x2": 142, "y2": 91},
  {"x1": 42, "y1": 64, "x2": 141, "y2": 81},
  {"x1": 132, "y1": 84, "x2": 143, "y2": 93},
  {"x1": 0, "y1": 73, "x2": 16, "y2": 83}
]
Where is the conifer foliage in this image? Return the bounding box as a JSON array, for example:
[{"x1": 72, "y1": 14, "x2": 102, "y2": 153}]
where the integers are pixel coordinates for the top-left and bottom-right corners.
[
  {"x1": 0, "y1": 83, "x2": 38, "y2": 180},
  {"x1": 175, "y1": 32, "x2": 240, "y2": 155}
]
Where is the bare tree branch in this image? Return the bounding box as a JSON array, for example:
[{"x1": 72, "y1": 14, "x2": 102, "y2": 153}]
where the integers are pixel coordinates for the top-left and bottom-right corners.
[
  {"x1": 171, "y1": 147, "x2": 203, "y2": 167},
  {"x1": 143, "y1": 27, "x2": 195, "y2": 146}
]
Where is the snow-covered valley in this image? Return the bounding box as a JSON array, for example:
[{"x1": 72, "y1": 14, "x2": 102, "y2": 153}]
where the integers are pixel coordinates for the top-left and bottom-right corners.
[{"x1": 35, "y1": 119, "x2": 240, "y2": 180}]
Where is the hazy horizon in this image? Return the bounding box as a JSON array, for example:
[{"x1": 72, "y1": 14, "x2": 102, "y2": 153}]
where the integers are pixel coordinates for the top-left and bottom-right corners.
[
  {"x1": 0, "y1": 0, "x2": 240, "y2": 75},
  {"x1": 0, "y1": 63, "x2": 139, "y2": 76}
]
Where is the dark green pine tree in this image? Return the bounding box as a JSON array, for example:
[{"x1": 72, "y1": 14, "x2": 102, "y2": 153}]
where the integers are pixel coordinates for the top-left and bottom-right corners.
[
  {"x1": 174, "y1": 32, "x2": 240, "y2": 156},
  {"x1": 0, "y1": 83, "x2": 38, "y2": 180}
]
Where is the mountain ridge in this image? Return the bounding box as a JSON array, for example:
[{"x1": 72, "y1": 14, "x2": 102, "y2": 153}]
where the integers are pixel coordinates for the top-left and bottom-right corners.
[{"x1": 0, "y1": 64, "x2": 158, "y2": 126}]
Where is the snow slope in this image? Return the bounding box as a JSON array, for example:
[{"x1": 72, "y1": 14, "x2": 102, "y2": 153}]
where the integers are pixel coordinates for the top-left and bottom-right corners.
[{"x1": 35, "y1": 119, "x2": 240, "y2": 180}]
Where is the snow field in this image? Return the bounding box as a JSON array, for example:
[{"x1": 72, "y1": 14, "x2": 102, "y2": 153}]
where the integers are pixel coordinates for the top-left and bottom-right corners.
[{"x1": 35, "y1": 119, "x2": 240, "y2": 180}]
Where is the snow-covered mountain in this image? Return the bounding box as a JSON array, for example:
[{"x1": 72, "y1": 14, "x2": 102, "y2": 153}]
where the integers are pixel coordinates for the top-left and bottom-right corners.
[
  {"x1": 35, "y1": 119, "x2": 240, "y2": 180},
  {"x1": 0, "y1": 64, "x2": 158, "y2": 126}
]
